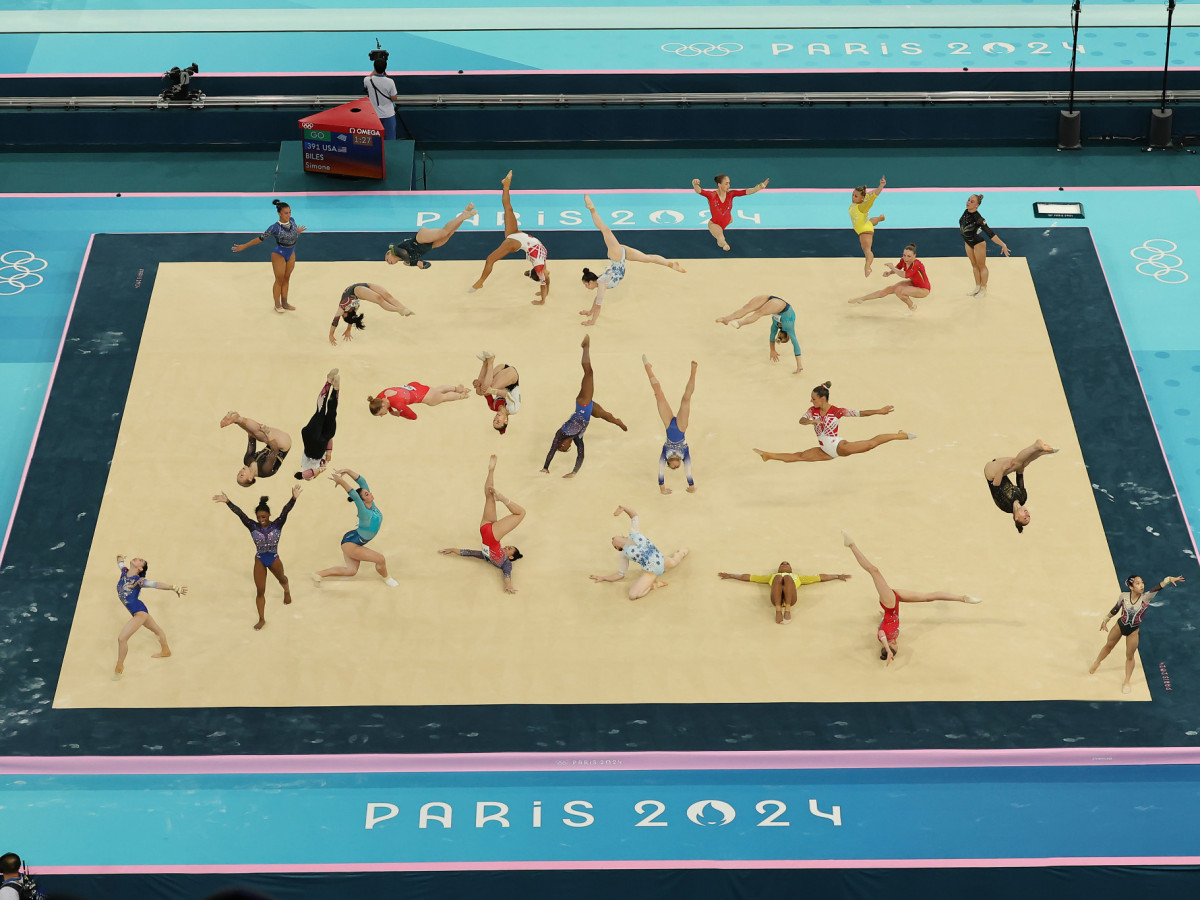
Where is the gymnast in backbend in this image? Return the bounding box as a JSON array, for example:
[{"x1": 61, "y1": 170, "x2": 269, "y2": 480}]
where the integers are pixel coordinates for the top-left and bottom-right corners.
[
  {"x1": 643, "y1": 355, "x2": 697, "y2": 494},
  {"x1": 385, "y1": 202, "x2": 476, "y2": 269},
  {"x1": 329, "y1": 283, "x2": 413, "y2": 346},
  {"x1": 716, "y1": 294, "x2": 802, "y2": 374},
  {"x1": 578, "y1": 194, "x2": 687, "y2": 326},
  {"x1": 470, "y1": 171, "x2": 550, "y2": 304}
]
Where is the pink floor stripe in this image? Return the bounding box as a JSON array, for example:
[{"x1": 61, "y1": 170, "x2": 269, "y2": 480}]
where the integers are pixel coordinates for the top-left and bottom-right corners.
[
  {"x1": 4, "y1": 746, "x2": 1200, "y2": 776},
  {"x1": 0, "y1": 234, "x2": 94, "y2": 569},
  {"x1": 0, "y1": 187, "x2": 1195, "y2": 201},
  {"x1": 6, "y1": 67, "x2": 1199, "y2": 79},
  {"x1": 33, "y1": 856, "x2": 1200, "y2": 875}
]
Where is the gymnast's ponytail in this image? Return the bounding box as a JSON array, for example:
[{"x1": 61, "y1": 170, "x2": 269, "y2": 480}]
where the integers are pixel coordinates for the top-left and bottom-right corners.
[
  {"x1": 256, "y1": 496, "x2": 271, "y2": 516},
  {"x1": 581, "y1": 267, "x2": 599, "y2": 284}
]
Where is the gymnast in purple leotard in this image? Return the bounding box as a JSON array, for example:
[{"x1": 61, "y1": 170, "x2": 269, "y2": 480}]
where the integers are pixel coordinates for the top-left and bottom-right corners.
[{"x1": 214, "y1": 483, "x2": 301, "y2": 630}]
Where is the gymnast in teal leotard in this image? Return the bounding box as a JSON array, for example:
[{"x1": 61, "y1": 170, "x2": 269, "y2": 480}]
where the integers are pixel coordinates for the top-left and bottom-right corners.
[
  {"x1": 311, "y1": 468, "x2": 398, "y2": 588},
  {"x1": 716, "y1": 294, "x2": 803, "y2": 374}
]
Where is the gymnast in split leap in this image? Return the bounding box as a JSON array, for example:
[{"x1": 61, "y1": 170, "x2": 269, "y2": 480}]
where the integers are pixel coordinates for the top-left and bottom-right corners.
[
  {"x1": 590, "y1": 505, "x2": 689, "y2": 601},
  {"x1": 717, "y1": 563, "x2": 851, "y2": 625},
  {"x1": 983, "y1": 439, "x2": 1058, "y2": 533},
  {"x1": 753, "y1": 381, "x2": 912, "y2": 463},
  {"x1": 385, "y1": 202, "x2": 476, "y2": 269},
  {"x1": 1090, "y1": 573, "x2": 1184, "y2": 693},
  {"x1": 842, "y1": 531, "x2": 980, "y2": 665},
  {"x1": 113, "y1": 554, "x2": 187, "y2": 678},
  {"x1": 470, "y1": 171, "x2": 551, "y2": 304},
  {"x1": 541, "y1": 335, "x2": 627, "y2": 478},
  {"x1": 473, "y1": 351, "x2": 520, "y2": 434},
  {"x1": 220, "y1": 410, "x2": 292, "y2": 487},
  {"x1": 716, "y1": 294, "x2": 802, "y2": 374},
  {"x1": 643, "y1": 355, "x2": 697, "y2": 494},
  {"x1": 438, "y1": 455, "x2": 526, "y2": 594},
  {"x1": 579, "y1": 194, "x2": 687, "y2": 326},
  {"x1": 329, "y1": 283, "x2": 413, "y2": 345},
  {"x1": 214, "y1": 484, "x2": 300, "y2": 630}
]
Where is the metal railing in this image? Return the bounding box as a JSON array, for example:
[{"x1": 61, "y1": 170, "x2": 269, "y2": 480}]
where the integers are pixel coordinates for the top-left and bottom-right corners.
[{"x1": 0, "y1": 89, "x2": 1196, "y2": 110}]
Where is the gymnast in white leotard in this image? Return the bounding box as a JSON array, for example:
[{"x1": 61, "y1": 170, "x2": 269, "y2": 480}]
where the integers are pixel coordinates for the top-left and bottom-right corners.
[
  {"x1": 578, "y1": 194, "x2": 686, "y2": 326},
  {"x1": 470, "y1": 170, "x2": 551, "y2": 304}
]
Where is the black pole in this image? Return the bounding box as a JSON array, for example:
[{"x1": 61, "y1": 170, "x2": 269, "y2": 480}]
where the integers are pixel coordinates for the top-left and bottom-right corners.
[
  {"x1": 1057, "y1": 0, "x2": 1083, "y2": 149},
  {"x1": 1160, "y1": 0, "x2": 1175, "y2": 112},
  {"x1": 1068, "y1": 0, "x2": 1081, "y2": 113},
  {"x1": 1147, "y1": 0, "x2": 1176, "y2": 149}
]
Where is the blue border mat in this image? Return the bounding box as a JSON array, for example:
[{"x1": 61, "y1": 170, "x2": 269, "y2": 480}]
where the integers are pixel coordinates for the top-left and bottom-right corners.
[{"x1": 1, "y1": 225, "x2": 1197, "y2": 756}]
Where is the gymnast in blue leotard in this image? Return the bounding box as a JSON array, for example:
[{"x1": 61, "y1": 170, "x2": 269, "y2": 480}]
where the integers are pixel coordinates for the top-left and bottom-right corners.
[
  {"x1": 214, "y1": 484, "x2": 300, "y2": 630},
  {"x1": 643, "y1": 355, "x2": 697, "y2": 494},
  {"x1": 717, "y1": 294, "x2": 803, "y2": 374},
  {"x1": 540, "y1": 335, "x2": 627, "y2": 478},
  {"x1": 231, "y1": 198, "x2": 307, "y2": 313},
  {"x1": 112, "y1": 554, "x2": 188, "y2": 678}
]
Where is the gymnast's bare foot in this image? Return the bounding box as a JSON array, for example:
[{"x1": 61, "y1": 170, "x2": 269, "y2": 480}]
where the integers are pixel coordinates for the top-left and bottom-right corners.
[
  {"x1": 783, "y1": 605, "x2": 792, "y2": 623},
  {"x1": 281, "y1": 301, "x2": 297, "y2": 311},
  {"x1": 488, "y1": 454, "x2": 497, "y2": 472},
  {"x1": 581, "y1": 334, "x2": 590, "y2": 348},
  {"x1": 584, "y1": 194, "x2": 596, "y2": 211},
  {"x1": 463, "y1": 202, "x2": 476, "y2": 217},
  {"x1": 501, "y1": 170, "x2": 512, "y2": 188},
  {"x1": 775, "y1": 605, "x2": 784, "y2": 624},
  {"x1": 254, "y1": 618, "x2": 266, "y2": 631},
  {"x1": 752, "y1": 448, "x2": 770, "y2": 461},
  {"x1": 220, "y1": 411, "x2": 241, "y2": 427},
  {"x1": 152, "y1": 644, "x2": 171, "y2": 659},
  {"x1": 1037, "y1": 439, "x2": 1059, "y2": 453},
  {"x1": 669, "y1": 261, "x2": 687, "y2": 273}
]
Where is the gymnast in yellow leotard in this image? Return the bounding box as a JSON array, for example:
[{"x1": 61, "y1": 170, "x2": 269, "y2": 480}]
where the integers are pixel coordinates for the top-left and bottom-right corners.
[{"x1": 848, "y1": 175, "x2": 886, "y2": 276}]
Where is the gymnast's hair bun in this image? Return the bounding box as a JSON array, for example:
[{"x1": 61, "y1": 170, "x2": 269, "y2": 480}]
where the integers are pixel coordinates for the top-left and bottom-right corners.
[{"x1": 581, "y1": 267, "x2": 599, "y2": 283}]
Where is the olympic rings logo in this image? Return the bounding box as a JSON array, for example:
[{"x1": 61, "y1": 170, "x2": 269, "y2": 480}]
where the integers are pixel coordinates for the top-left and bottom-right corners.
[
  {"x1": 660, "y1": 42, "x2": 743, "y2": 57},
  {"x1": 0, "y1": 249, "x2": 47, "y2": 296},
  {"x1": 1131, "y1": 239, "x2": 1188, "y2": 284}
]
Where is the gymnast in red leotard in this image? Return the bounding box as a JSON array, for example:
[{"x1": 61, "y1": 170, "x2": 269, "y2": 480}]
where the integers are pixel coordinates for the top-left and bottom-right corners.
[
  {"x1": 367, "y1": 382, "x2": 470, "y2": 421},
  {"x1": 841, "y1": 531, "x2": 981, "y2": 666},
  {"x1": 691, "y1": 174, "x2": 769, "y2": 252},
  {"x1": 848, "y1": 243, "x2": 931, "y2": 313}
]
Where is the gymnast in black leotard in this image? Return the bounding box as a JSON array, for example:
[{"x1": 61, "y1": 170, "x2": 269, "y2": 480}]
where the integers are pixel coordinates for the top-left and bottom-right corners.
[
  {"x1": 982, "y1": 439, "x2": 1058, "y2": 533},
  {"x1": 384, "y1": 202, "x2": 477, "y2": 269},
  {"x1": 959, "y1": 193, "x2": 1010, "y2": 297}
]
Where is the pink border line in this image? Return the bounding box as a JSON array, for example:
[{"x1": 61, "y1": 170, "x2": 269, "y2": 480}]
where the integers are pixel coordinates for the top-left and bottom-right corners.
[
  {"x1": 4, "y1": 746, "x2": 1200, "y2": 776},
  {"x1": 0, "y1": 234, "x2": 93, "y2": 568},
  {"x1": 1, "y1": 187, "x2": 1197, "y2": 200},
  {"x1": 5, "y1": 66, "x2": 1198, "y2": 78},
  {"x1": 33, "y1": 856, "x2": 1200, "y2": 874}
]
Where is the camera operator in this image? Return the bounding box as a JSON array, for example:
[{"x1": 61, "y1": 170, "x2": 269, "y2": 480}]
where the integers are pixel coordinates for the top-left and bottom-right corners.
[
  {"x1": 0, "y1": 853, "x2": 23, "y2": 900},
  {"x1": 364, "y1": 48, "x2": 399, "y2": 141}
]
